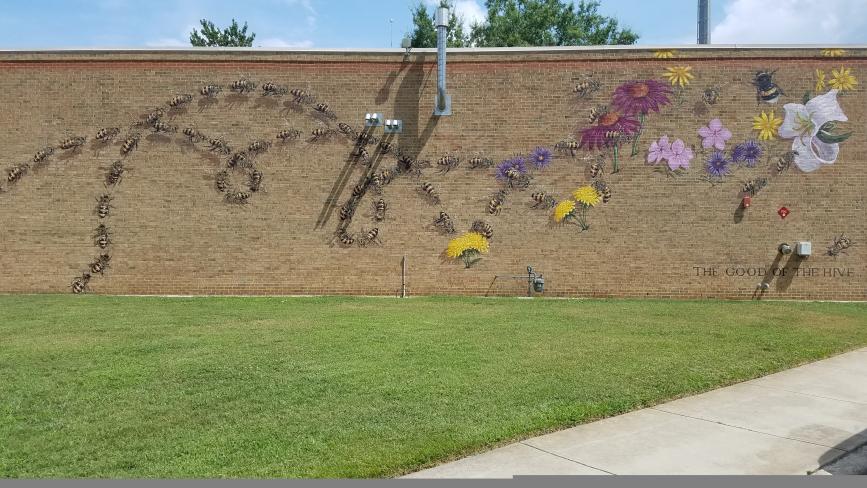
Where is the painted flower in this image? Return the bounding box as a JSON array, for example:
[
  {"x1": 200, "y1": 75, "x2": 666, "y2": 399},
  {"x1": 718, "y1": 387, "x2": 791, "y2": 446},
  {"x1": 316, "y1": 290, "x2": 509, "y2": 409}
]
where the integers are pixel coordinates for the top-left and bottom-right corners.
[
  {"x1": 815, "y1": 69, "x2": 826, "y2": 92},
  {"x1": 654, "y1": 49, "x2": 677, "y2": 59},
  {"x1": 578, "y1": 110, "x2": 641, "y2": 150},
  {"x1": 821, "y1": 49, "x2": 846, "y2": 57},
  {"x1": 698, "y1": 118, "x2": 732, "y2": 150},
  {"x1": 529, "y1": 146, "x2": 552, "y2": 169},
  {"x1": 646, "y1": 135, "x2": 672, "y2": 164},
  {"x1": 611, "y1": 80, "x2": 672, "y2": 115},
  {"x1": 665, "y1": 138, "x2": 693, "y2": 170},
  {"x1": 705, "y1": 151, "x2": 730, "y2": 177},
  {"x1": 572, "y1": 186, "x2": 601, "y2": 207},
  {"x1": 553, "y1": 199, "x2": 576, "y2": 223},
  {"x1": 752, "y1": 110, "x2": 783, "y2": 140},
  {"x1": 779, "y1": 89, "x2": 849, "y2": 173},
  {"x1": 495, "y1": 156, "x2": 527, "y2": 180},
  {"x1": 731, "y1": 140, "x2": 763, "y2": 167},
  {"x1": 828, "y1": 66, "x2": 857, "y2": 91},
  {"x1": 663, "y1": 66, "x2": 694, "y2": 87},
  {"x1": 446, "y1": 232, "x2": 489, "y2": 258}
]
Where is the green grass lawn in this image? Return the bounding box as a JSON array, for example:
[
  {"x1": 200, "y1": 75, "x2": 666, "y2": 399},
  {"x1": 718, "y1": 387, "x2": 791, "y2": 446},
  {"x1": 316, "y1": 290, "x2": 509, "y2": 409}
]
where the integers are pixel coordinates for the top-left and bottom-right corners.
[{"x1": 1, "y1": 296, "x2": 866, "y2": 478}]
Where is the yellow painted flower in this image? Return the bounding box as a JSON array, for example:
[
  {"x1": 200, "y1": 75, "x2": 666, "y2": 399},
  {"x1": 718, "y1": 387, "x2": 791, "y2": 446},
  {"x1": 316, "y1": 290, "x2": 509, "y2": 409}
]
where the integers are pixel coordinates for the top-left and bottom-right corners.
[
  {"x1": 828, "y1": 66, "x2": 857, "y2": 91},
  {"x1": 815, "y1": 69, "x2": 826, "y2": 92},
  {"x1": 446, "y1": 232, "x2": 489, "y2": 259},
  {"x1": 821, "y1": 49, "x2": 846, "y2": 57},
  {"x1": 752, "y1": 110, "x2": 783, "y2": 141},
  {"x1": 553, "y1": 199, "x2": 576, "y2": 223},
  {"x1": 663, "y1": 66, "x2": 694, "y2": 87},
  {"x1": 653, "y1": 49, "x2": 677, "y2": 59},
  {"x1": 572, "y1": 186, "x2": 601, "y2": 207}
]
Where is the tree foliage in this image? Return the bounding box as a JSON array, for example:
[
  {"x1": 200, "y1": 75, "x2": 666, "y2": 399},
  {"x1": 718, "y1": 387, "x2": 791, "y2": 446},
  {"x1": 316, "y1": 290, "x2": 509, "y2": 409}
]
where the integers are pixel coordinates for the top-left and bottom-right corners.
[
  {"x1": 190, "y1": 19, "x2": 256, "y2": 47},
  {"x1": 409, "y1": 1, "x2": 469, "y2": 48}
]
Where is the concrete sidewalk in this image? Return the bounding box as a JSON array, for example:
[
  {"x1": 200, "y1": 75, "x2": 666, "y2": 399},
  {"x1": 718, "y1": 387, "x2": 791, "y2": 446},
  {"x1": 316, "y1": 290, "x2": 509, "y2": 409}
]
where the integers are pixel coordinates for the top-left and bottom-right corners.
[{"x1": 404, "y1": 347, "x2": 867, "y2": 477}]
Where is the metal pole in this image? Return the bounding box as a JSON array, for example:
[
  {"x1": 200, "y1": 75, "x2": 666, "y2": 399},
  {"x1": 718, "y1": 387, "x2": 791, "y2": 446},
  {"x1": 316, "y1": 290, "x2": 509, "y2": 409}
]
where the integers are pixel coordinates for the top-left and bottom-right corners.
[
  {"x1": 401, "y1": 255, "x2": 406, "y2": 298},
  {"x1": 434, "y1": 7, "x2": 451, "y2": 115},
  {"x1": 697, "y1": 0, "x2": 710, "y2": 44}
]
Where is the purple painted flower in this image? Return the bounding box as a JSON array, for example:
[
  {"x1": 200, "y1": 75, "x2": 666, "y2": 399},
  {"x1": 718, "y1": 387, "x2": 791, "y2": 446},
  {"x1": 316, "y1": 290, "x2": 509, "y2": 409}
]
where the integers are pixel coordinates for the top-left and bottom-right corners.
[
  {"x1": 611, "y1": 79, "x2": 672, "y2": 115},
  {"x1": 698, "y1": 118, "x2": 732, "y2": 150},
  {"x1": 579, "y1": 111, "x2": 641, "y2": 150},
  {"x1": 495, "y1": 156, "x2": 527, "y2": 181},
  {"x1": 705, "y1": 151, "x2": 730, "y2": 177},
  {"x1": 530, "y1": 146, "x2": 552, "y2": 169},
  {"x1": 646, "y1": 135, "x2": 672, "y2": 164},
  {"x1": 731, "y1": 140, "x2": 763, "y2": 167},
  {"x1": 666, "y1": 138, "x2": 693, "y2": 170}
]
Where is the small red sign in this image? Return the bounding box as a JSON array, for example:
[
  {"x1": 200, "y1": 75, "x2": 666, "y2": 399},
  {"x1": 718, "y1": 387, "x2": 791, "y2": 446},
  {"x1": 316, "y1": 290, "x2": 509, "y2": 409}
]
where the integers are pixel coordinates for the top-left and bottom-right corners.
[{"x1": 778, "y1": 206, "x2": 790, "y2": 219}]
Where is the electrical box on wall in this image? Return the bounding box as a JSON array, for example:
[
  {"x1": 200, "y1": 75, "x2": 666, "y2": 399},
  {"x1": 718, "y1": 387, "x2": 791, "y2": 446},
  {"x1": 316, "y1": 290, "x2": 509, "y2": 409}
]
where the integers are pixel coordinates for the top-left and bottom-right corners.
[{"x1": 796, "y1": 241, "x2": 812, "y2": 257}]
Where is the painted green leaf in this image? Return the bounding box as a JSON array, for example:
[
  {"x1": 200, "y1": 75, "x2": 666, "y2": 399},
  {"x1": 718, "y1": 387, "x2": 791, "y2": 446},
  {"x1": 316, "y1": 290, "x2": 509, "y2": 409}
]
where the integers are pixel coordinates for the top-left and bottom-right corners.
[
  {"x1": 817, "y1": 131, "x2": 852, "y2": 144},
  {"x1": 802, "y1": 91, "x2": 811, "y2": 104}
]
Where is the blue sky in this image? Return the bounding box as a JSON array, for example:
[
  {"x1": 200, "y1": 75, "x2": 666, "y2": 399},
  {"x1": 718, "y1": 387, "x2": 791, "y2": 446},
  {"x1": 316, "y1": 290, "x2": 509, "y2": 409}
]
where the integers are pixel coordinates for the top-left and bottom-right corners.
[{"x1": 0, "y1": 0, "x2": 863, "y2": 49}]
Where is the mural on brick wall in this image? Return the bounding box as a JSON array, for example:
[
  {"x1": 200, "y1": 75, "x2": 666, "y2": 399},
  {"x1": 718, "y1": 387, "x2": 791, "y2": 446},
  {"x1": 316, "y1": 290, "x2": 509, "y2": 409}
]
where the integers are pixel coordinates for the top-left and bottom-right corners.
[{"x1": 0, "y1": 48, "x2": 859, "y2": 293}]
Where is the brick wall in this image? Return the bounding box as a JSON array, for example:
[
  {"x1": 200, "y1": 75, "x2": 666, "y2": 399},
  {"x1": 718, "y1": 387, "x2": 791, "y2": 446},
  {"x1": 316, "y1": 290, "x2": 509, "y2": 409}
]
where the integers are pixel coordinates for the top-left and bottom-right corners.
[{"x1": 0, "y1": 47, "x2": 864, "y2": 299}]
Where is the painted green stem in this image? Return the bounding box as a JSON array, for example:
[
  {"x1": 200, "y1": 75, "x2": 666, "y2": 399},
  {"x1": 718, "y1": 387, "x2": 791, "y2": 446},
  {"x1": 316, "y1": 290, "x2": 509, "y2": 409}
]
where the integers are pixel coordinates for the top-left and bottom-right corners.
[
  {"x1": 631, "y1": 113, "x2": 645, "y2": 157},
  {"x1": 612, "y1": 143, "x2": 620, "y2": 173}
]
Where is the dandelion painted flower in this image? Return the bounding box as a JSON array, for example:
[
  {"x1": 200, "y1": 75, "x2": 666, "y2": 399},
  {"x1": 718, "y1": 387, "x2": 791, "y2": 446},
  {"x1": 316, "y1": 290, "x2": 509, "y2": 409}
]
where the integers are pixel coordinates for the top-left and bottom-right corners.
[
  {"x1": 732, "y1": 140, "x2": 763, "y2": 167},
  {"x1": 705, "y1": 151, "x2": 730, "y2": 177},
  {"x1": 646, "y1": 135, "x2": 672, "y2": 164},
  {"x1": 779, "y1": 89, "x2": 850, "y2": 173},
  {"x1": 495, "y1": 156, "x2": 527, "y2": 181},
  {"x1": 446, "y1": 232, "x2": 489, "y2": 258},
  {"x1": 828, "y1": 67, "x2": 857, "y2": 91},
  {"x1": 572, "y1": 186, "x2": 601, "y2": 207},
  {"x1": 611, "y1": 80, "x2": 672, "y2": 115},
  {"x1": 666, "y1": 138, "x2": 693, "y2": 170},
  {"x1": 815, "y1": 69, "x2": 826, "y2": 92},
  {"x1": 698, "y1": 118, "x2": 732, "y2": 150},
  {"x1": 663, "y1": 66, "x2": 694, "y2": 87},
  {"x1": 752, "y1": 110, "x2": 783, "y2": 140},
  {"x1": 654, "y1": 49, "x2": 677, "y2": 59},
  {"x1": 821, "y1": 49, "x2": 846, "y2": 57},
  {"x1": 553, "y1": 199, "x2": 576, "y2": 223},
  {"x1": 578, "y1": 110, "x2": 641, "y2": 150},
  {"x1": 529, "y1": 146, "x2": 552, "y2": 169}
]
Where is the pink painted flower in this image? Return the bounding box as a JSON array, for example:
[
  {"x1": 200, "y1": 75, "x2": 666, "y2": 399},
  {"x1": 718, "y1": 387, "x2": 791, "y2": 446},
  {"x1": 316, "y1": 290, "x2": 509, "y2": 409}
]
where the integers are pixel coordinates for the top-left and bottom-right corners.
[
  {"x1": 646, "y1": 135, "x2": 672, "y2": 164},
  {"x1": 666, "y1": 138, "x2": 693, "y2": 170},
  {"x1": 611, "y1": 80, "x2": 672, "y2": 116},
  {"x1": 578, "y1": 111, "x2": 641, "y2": 150},
  {"x1": 698, "y1": 118, "x2": 732, "y2": 150}
]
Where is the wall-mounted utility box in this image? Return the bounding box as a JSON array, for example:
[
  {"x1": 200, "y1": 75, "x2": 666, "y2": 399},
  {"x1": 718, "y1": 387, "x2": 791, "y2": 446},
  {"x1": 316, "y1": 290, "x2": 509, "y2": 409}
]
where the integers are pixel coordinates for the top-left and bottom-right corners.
[
  {"x1": 383, "y1": 119, "x2": 402, "y2": 134},
  {"x1": 796, "y1": 241, "x2": 812, "y2": 257}
]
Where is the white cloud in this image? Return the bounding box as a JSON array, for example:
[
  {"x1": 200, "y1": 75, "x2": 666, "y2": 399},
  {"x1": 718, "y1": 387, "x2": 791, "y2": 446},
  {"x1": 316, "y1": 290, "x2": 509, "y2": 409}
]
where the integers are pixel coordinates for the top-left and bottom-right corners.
[
  {"x1": 257, "y1": 37, "x2": 314, "y2": 48},
  {"x1": 425, "y1": 0, "x2": 486, "y2": 30},
  {"x1": 712, "y1": 0, "x2": 867, "y2": 44}
]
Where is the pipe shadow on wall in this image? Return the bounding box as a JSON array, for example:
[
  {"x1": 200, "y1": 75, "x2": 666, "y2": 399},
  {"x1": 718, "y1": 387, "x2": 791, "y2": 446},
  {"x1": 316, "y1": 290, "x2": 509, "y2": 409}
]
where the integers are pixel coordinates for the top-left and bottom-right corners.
[{"x1": 754, "y1": 252, "x2": 806, "y2": 299}]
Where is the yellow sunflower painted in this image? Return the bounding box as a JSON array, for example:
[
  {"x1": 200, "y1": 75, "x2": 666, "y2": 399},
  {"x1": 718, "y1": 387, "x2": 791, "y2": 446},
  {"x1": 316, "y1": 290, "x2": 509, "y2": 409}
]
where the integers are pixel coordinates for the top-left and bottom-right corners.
[
  {"x1": 821, "y1": 49, "x2": 846, "y2": 57},
  {"x1": 572, "y1": 186, "x2": 602, "y2": 207},
  {"x1": 663, "y1": 66, "x2": 694, "y2": 87},
  {"x1": 446, "y1": 232, "x2": 489, "y2": 259},
  {"x1": 752, "y1": 111, "x2": 783, "y2": 141},
  {"x1": 828, "y1": 66, "x2": 857, "y2": 91},
  {"x1": 553, "y1": 199, "x2": 576, "y2": 223},
  {"x1": 815, "y1": 69, "x2": 826, "y2": 92},
  {"x1": 653, "y1": 49, "x2": 677, "y2": 59}
]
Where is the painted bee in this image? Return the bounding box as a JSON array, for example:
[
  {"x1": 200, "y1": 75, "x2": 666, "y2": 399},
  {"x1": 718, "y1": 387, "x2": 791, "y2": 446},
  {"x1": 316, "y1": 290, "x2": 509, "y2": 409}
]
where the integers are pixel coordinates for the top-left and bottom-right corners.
[
  {"x1": 71, "y1": 273, "x2": 91, "y2": 294},
  {"x1": 572, "y1": 76, "x2": 601, "y2": 98},
  {"x1": 504, "y1": 168, "x2": 531, "y2": 190},
  {"x1": 289, "y1": 88, "x2": 312, "y2": 104},
  {"x1": 95, "y1": 127, "x2": 121, "y2": 143},
  {"x1": 589, "y1": 156, "x2": 605, "y2": 178},
  {"x1": 753, "y1": 69, "x2": 783, "y2": 104},
  {"x1": 468, "y1": 156, "x2": 494, "y2": 169},
  {"x1": 215, "y1": 170, "x2": 230, "y2": 193},
  {"x1": 337, "y1": 122, "x2": 355, "y2": 137},
  {"x1": 488, "y1": 189, "x2": 507, "y2": 215},
  {"x1": 121, "y1": 133, "x2": 140, "y2": 155},
  {"x1": 151, "y1": 121, "x2": 177, "y2": 133},
  {"x1": 588, "y1": 104, "x2": 608, "y2": 124},
  {"x1": 248, "y1": 169, "x2": 263, "y2": 192},
  {"x1": 261, "y1": 82, "x2": 288, "y2": 96},
  {"x1": 276, "y1": 129, "x2": 301, "y2": 142},
  {"x1": 310, "y1": 127, "x2": 334, "y2": 141},
  {"x1": 373, "y1": 198, "x2": 387, "y2": 221},
  {"x1": 208, "y1": 137, "x2": 231, "y2": 155},
  {"x1": 145, "y1": 108, "x2": 164, "y2": 126},
  {"x1": 230, "y1": 79, "x2": 256, "y2": 94},
  {"x1": 200, "y1": 84, "x2": 222, "y2": 98},
  {"x1": 338, "y1": 201, "x2": 355, "y2": 222},
  {"x1": 531, "y1": 191, "x2": 557, "y2": 209},
  {"x1": 226, "y1": 190, "x2": 251, "y2": 204},
  {"x1": 335, "y1": 229, "x2": 354, "y2": 247},
  {"x1": 105, "y1": 160, "x2": 125, "y2": 187},
  {"x1": 351, "y1": 181, "x2": 368, "y2": 199},
  {"x1": 741, "y1": 177, "x2": 768, "y2": 196},
  {"x1": 7, "y1": 163, "x2": 29, "y2": 184},
  {"x1": 32, "y1": 146, "x2": 54, "y2": 163},
  {"x1": 228, "y1": 151, "x2": 249, "y2": 169},
  {"x1": 420, "y1": 182, "x2": 440, "y2": 204},
  {"x1": 434, "y1": 211, "x2": 455, "y2": 234},
  {"x1": 371, "y1": 170, "x2": 394, "y2": 193},
  {"x1": 378, "y1": 141, "x2": 395, "y2": 155},
  {"x1": 701, "y1": 85, "x2": 721, "y2": 105},
  {"x1": 359, "y1": 227, "x2": 381, "y2": 246},
  {"x1": 183, "y1": 127, "x2": 205, "y2": 143},
  {"x1": 355, "y1": 132, "x2": 378, "y2": 146},
  {"x1": 90, "y1": 254, "x2": 111, "y2": 276},
  {"x1": 555, "y1": 139, "x2": 579, "y2": 157},
  {"x1": 168, "y1": 94, "x2": 193, "y2": 108},
  {"x1": 96, "y1": 194, "x2": 112, "y2": 218},
  {"x1": 247, "y1": 140, "x2": 271, "y2": 154},
  {"x1": 94, "y1": 224, "x2": 111, "y2": 249},
  {"x1": 436, "y1": 155, "x2": 460, "y2": 173},
  {"x1": 826, "y1": 234, "x2": 852, "y2": 257},
  {"x1": 592, "y1": 180, "x2": 612, "y2": 204},
  {"x1": 314, "y1": 102, "x2": 336, "y2": 119},
  {"x1": 776, "y1": 150, "x2": 797, "y2": 173},
  {"x1": 353, "y1": 146, "x2": 370, "y2": 164},
  {"x1": 59, "y1": 136, "x2": 87, "y2": 151},
  {"x1": 471, "y1": 220, "x2": 494, "y2": 240}
]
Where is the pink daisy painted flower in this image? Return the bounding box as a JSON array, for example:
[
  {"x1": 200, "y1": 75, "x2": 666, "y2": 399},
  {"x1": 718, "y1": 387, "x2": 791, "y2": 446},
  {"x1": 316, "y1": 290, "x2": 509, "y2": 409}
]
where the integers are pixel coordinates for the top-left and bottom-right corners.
[
  {"x1": 578, "y1": 111, "x2": 641, "y2": 150},
  {"x1": 666, "y1": 138, "x2": 693, "y2": 170},
  {"x1": 611, "y1": 80, "x2": 672, "y2": 116},
  {"x1": 647, "y1": 135, "x2": 672, "y2": 164},
  {"x1": 698, "y1": 118, "x2": 732, "y2": 150}
]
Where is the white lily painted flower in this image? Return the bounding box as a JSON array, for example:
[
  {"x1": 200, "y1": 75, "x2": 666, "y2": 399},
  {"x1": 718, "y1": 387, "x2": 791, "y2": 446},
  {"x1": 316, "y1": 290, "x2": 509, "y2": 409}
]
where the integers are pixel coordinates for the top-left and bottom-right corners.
[{"x1": 778, "y1": 89, "x2": 848, "y2": 173}]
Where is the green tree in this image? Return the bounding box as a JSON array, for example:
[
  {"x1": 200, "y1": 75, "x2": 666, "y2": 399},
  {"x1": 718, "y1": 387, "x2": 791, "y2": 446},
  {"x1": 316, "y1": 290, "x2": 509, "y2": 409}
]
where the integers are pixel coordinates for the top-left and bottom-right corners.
[
  {"x1": 469, "y1": 0, "x2": 638, "y2": 47},
  {"x1": 190, "y1": 19, "x2": 256, "y2": 47},
  {"x1": 408, "y1": 1, "x2": 469, "y2": 48}
]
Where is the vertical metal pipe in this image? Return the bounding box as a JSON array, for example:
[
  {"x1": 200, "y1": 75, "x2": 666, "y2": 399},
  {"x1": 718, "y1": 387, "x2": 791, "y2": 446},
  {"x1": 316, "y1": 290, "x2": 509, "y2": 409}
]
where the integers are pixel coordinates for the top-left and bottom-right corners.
[
  {"x1": 401, "y1": 255, "x2": 407, "y2": 298},
  {"x1": 435, "y1": 7, "x2": 449, "y2": 113},
  {"x1": 697, "y1": 0, "x2": 710, "y2": 44}
]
